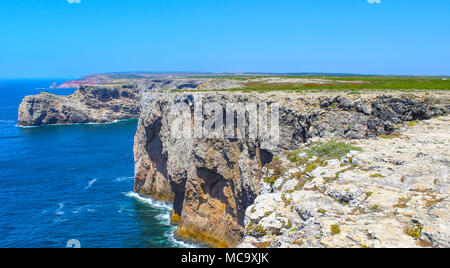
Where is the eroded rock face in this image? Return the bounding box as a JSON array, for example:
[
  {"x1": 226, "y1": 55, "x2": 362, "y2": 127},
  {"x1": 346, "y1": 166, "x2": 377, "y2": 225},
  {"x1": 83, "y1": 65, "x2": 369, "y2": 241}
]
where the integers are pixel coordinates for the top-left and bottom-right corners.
[
  {"x1": 134, "y1": 93, "x2": 268, "y2": 247},
  {"x1": 18, "y1": 84, "x2": 141, "y2": 126},
  {"x1": 133, "y1": 91, "x2": 449, "y2": 247},
  {"x1": 17, "y1": 78, "x2": 244, "y2": 126}
]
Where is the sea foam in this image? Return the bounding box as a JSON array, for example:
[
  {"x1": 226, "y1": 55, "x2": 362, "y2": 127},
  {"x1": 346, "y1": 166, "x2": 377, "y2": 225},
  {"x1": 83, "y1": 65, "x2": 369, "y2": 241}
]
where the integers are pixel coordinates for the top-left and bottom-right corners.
[
  {"x1": 124, "y1": 191, "x2": 173, "y2": 210},
  {"x1": 115, "y1": 176, "x2": 134, "y2": 182},
  {"x1": 164, "y1": 229, "x2": 198, "y2": 248},
  {"x1": 84, "y1": 179, "x2": 97, "y2": 190}
]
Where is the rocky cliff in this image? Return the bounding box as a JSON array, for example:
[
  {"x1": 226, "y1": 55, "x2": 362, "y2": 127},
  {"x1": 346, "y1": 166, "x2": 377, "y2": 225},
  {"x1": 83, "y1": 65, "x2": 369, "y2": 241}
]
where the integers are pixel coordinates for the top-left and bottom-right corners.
[
  {"x1": 240, "y1": 116, "x2": 450, "y2": 248},
  {"x1": 133, "y1": 91, "x2": 449, "y2": 247},
  {"x1": 18, "y1": 76, "x2": 411, "y2": 127},
  {"x1": 17, "y1": 78, "x2": 246, "y2": 126},
  {"x1": 16, "y1": 75, "x2": 449, "y2": 247},
  {"x1": 18, "y1": 83, "x2": 141, "y2": 126}
]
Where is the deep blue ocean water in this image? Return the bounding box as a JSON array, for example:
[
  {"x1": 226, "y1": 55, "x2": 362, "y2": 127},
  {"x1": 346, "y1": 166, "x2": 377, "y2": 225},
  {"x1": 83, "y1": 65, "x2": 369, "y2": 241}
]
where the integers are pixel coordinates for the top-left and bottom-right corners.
[{"x1": 0, "y1": 79, "x2": 191, "y2": 248}]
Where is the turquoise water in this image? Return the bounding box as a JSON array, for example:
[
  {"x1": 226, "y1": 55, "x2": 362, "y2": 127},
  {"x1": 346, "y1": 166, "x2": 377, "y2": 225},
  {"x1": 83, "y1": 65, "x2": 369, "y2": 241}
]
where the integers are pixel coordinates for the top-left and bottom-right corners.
[{"x1": 0, "y1": 79, "x2": 190, "y2": 248}]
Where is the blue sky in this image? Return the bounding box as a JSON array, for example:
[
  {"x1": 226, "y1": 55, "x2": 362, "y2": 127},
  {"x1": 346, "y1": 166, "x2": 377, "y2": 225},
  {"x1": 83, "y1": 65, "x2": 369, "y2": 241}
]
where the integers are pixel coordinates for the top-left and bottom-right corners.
[{"x1": 0, "y1": 0, "x2": 449, "y2": 78}]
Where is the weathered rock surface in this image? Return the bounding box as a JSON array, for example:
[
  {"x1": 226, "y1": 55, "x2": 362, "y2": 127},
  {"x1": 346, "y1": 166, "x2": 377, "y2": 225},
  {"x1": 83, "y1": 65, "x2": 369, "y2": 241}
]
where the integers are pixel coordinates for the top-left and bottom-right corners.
[
  {"x1": 239, "y1": 116, "x2": 450, "y2": 248},
  {"x1": 133, "y1": 91, "x2": 449, "y2": 247},
  {"x1": 18, "y1": 84, "x2": 141, "y2": 126}
]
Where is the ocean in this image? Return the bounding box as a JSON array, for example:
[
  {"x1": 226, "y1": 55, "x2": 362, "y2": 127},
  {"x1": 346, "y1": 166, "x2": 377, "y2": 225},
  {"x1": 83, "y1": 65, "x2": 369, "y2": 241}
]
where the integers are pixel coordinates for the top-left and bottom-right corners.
[{"x1": 0, "y1": 79, "x2": 191, "y2": 248}]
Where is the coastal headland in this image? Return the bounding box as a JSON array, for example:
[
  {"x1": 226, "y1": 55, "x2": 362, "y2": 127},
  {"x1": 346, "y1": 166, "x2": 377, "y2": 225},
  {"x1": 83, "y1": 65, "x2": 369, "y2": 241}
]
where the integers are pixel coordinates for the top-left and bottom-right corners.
[{"x1": 18, "y1": 73, "x2": 450, "y2": 247}]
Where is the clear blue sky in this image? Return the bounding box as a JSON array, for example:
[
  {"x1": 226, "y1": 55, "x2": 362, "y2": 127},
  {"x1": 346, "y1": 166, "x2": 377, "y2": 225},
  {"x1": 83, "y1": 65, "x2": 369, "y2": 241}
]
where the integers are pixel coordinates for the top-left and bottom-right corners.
[{"x1": 0, "y1": 0, "x2": 449, "y2": 78}]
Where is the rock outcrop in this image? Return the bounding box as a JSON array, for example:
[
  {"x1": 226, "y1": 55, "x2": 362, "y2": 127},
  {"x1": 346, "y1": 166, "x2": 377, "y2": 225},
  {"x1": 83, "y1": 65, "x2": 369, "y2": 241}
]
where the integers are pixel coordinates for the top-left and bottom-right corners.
[
  {"x1": 240, "y1": 116, "x2": 450, "y2": 248},
  {"x1": 17, "y1": 78, "x2": 245, "y2": 126},
  {"x1": 18, "y1": 83, "x2": 141, "y2": 126},
  {"x1": 133, "y1": 91, "x2": 449, "y2": 247}
]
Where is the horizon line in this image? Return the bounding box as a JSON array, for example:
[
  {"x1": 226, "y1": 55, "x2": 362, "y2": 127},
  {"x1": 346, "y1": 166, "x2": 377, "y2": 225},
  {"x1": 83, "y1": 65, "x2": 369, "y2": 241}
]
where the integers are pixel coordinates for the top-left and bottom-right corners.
[{"x1": 1, "y1": 71, "x2": 449, "y2": 80}]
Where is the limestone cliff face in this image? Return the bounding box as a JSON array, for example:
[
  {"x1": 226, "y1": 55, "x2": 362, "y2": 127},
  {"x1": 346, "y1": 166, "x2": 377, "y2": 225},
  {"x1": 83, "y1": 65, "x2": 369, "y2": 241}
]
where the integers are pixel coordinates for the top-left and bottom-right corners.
[
  {"x1": 133, "y1": 91, "x2": 448, "y2": 247},
  {"x1": 17, "y1": 78, "x2": 243, "y2": 126},
  {"x1": 134, "y1": 93, "x2": 268, "y2": 247},
  {"x1": 18, "y1": 84, "x2": 140, "y2": 126}
]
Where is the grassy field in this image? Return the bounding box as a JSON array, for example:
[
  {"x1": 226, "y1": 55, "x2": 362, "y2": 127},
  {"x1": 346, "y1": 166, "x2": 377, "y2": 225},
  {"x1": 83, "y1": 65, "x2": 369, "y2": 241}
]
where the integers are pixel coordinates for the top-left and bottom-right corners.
[
  {"x1": 226, "y1": 75, "x2": 450, "y2": 92},
  {"x1": 98, "y1": 73, "x2": 449, "y2": 92}
]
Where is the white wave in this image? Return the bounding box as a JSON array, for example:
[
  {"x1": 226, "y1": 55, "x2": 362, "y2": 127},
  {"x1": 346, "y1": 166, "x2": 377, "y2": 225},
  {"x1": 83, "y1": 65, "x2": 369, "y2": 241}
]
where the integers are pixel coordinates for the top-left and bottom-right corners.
[
  {"x1": 115, "y1": 176, "x2": 134, "y2": 182},
  {"x1": 15, "y1": 124, "x2": 38, "y2": 128},
  {"x1": 155, "y1": 212, "x2": 171, "y2": 224},
  {"x1": 56, "y1": 203, "x2": 64, "y2": 215},
  {"x1": 86, "y1": 119, "x2": 130, "y2": 125},
  {"x1": 164, "y1": 230, "x2": 198, "y2": 248},
  {"x1": 84, "y1": 178, "x2": 97, "y2": 190},
  {"x1": 124, "y1": 191, "x2": 173, "y2": 210},
  {"x1": 72, "y1": 208, "x2": 81, "y2": 214},
  {"x1": 124, "y1": 192, "x2": 199, "y2": 248}
]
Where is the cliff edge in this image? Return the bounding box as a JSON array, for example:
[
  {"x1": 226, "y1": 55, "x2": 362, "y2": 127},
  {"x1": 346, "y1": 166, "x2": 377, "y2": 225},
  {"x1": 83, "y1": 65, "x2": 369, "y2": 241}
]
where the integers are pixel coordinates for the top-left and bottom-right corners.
[{"x1": 133, "y1": 91, "x2": 449, "y2": 247}]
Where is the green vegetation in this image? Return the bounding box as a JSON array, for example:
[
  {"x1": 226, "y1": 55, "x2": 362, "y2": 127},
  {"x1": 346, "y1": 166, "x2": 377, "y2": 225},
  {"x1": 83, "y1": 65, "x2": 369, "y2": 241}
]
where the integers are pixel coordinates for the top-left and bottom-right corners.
[
  {"x1": 188, "y1": 75, "x2": 266, "y2": 80},
  {"x1": 283, "y1": 220, "x2": 293, "y2": 229},
  {"x1": 252, "y1": 224, "x2": 266, "y2": 236},
  {"x1": 324, "y1": 170, "x2": 345, "y2": 183},
  {"x1": 305, "y1": 162, "x2": 318, "y2": 173},
  {"x1": 226, "y1": 75, "x2": 450, "y2": 92},
  {"x1": 370, "y1": 173, "x2": 385, "y2": 178},
  {"x1": 289, "y1": 171, "x2": 313, "y2": 191},
  {"x1": 289, "y1": 155, "x2": 298, "y2": 162},
  {"x1": 264, "y1": 176, "x2": 278, "y2": 187},
  {"x1": 246, "y1": 220, "x2": 267, "y2": 237},
  {"x1": 331, "y1": 224, "x2": 341, "y2": 235},
  {"x1": 264, "y1": 211, "x2": 273, "y2": 217},
  {"x1": 317, "y1": 209, "x2": 326, "y2": 215},
  {"x1": 406, "y1": 224, "x2": 423, "y2": 239},
  {"x1": 306, "y1": 140, "x2": 362, "y2": 160},
  {"x1": 370, "y1": 205, "x2": 379, "y2": 212},
  {"x1": 281, "y1": 194, "x2": 292, "y2": 206},
  {"x1": 408, "y1": 120, "x2": 420, "y2": 127}
]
